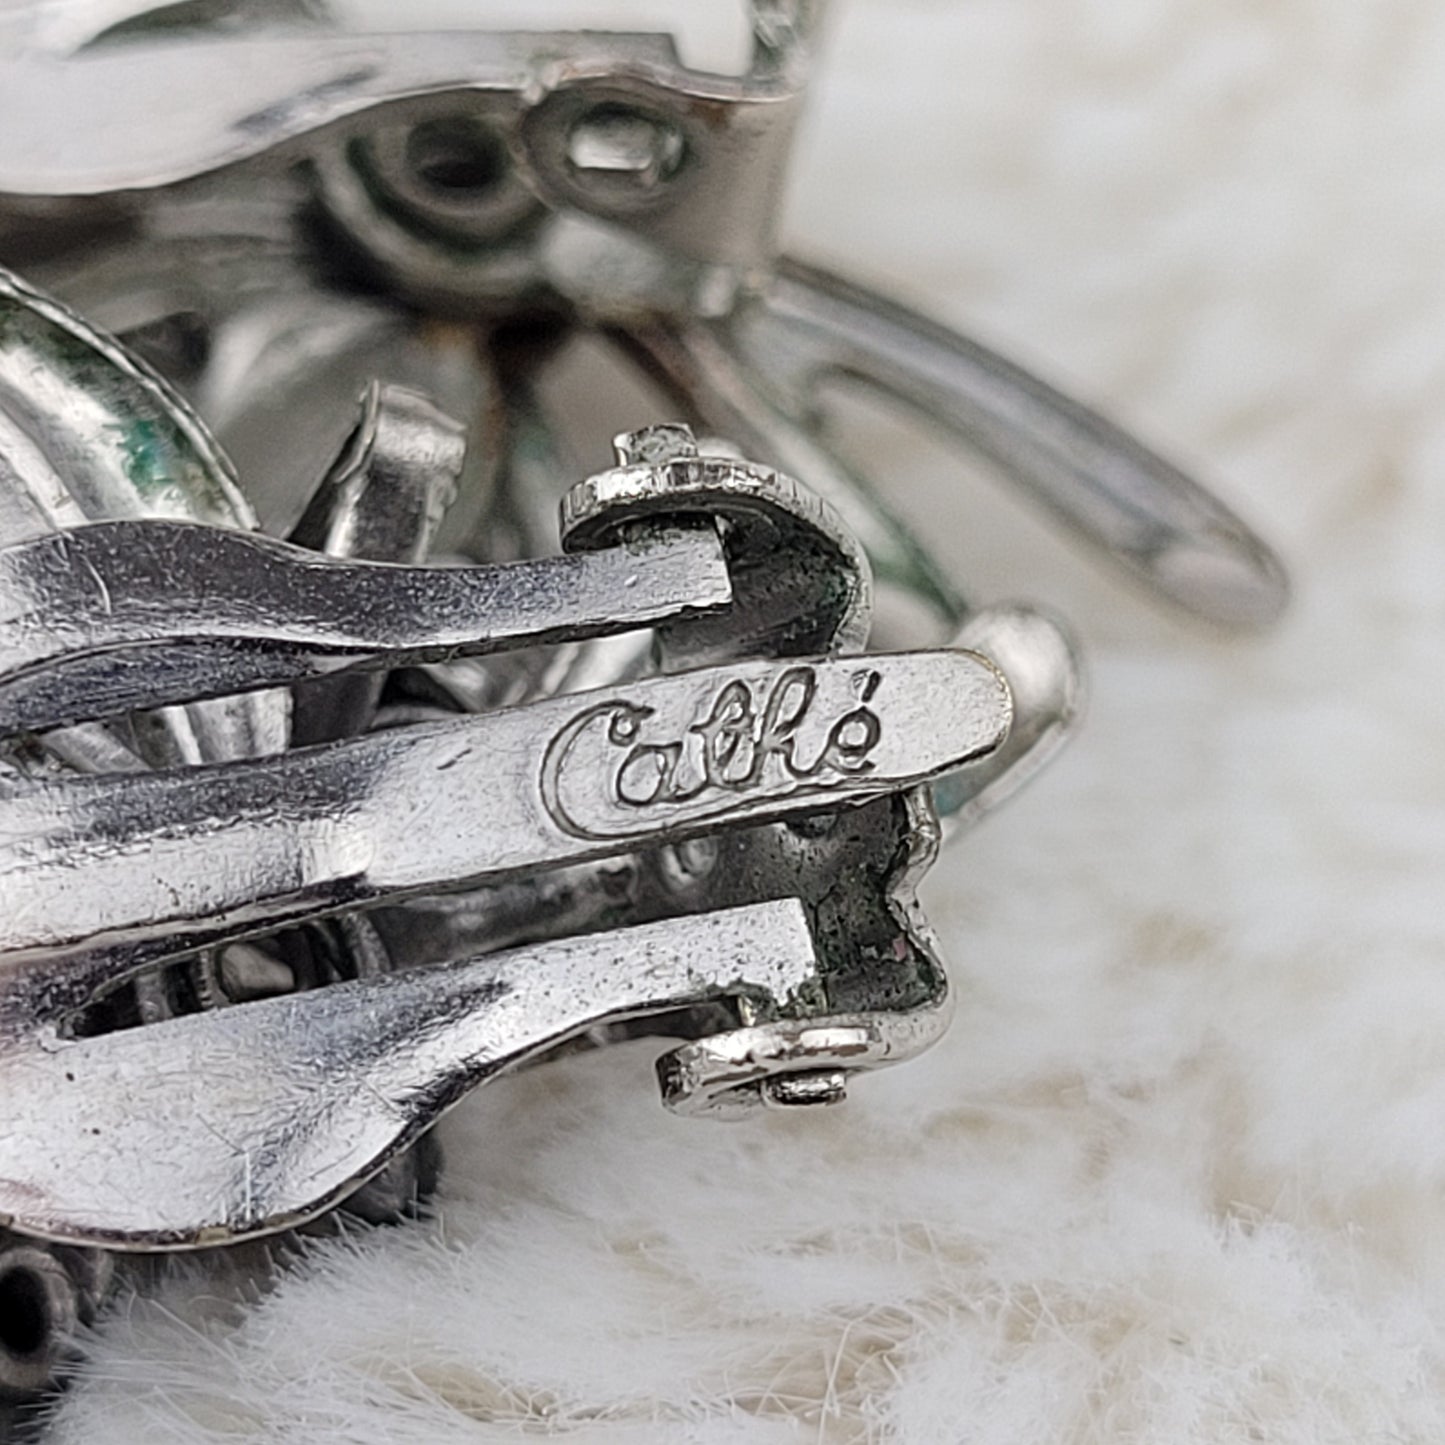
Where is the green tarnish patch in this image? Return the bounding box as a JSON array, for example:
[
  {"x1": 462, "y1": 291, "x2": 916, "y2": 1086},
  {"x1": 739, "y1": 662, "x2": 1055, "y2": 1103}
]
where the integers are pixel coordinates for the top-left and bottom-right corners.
[
  {"x1": 116, "y1": 415, "x2": 176, "y2": 499},
  {"x1": 2, "y1": 271, "x2": 246, "y2": 526}
]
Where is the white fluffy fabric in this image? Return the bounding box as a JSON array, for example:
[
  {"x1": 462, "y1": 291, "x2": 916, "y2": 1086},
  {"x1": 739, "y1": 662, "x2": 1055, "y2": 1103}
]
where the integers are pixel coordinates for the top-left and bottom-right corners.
[{"x1": 41, "y1": 1, "x2": 1445, "y2": 1439}]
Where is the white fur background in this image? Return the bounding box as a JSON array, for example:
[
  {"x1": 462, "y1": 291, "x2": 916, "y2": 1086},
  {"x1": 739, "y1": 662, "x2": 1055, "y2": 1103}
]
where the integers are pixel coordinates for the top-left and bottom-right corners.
[{"x1": 41, "y1": 0, "x2": 1445, "y2": 1439}]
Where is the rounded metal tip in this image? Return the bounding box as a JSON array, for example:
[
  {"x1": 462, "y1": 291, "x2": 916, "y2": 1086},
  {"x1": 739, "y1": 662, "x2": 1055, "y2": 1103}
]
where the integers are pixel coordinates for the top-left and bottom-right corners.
[{"x1": 1153, "y1": 531, "x2": 1292, "y2": 631}]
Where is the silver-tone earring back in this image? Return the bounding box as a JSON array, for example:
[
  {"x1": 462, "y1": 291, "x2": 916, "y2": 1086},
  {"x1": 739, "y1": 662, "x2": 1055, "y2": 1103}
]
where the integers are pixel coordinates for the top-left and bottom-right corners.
[{"x1": 0, "y1": 0, "x2": 1285, "y2": 1400}]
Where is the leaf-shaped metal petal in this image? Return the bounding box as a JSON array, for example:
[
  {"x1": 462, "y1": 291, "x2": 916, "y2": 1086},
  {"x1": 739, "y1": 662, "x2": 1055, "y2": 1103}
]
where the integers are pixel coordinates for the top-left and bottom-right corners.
[
  {"x1": 0, "y1": 264, "x2": 286, "y2": 761},
  {"x1": 0, "y1": 266, "x2": 252, "y2": 537}
]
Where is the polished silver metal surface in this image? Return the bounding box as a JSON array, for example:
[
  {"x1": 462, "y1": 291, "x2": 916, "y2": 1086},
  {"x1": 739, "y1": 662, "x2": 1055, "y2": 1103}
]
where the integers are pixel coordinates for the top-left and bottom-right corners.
[
  {"x1": 287, "y1": 379, "x2": 467, "y2": 746},
  {"x1": 0, "y1": 253, "x2": 299, "y2": 1386},
  {"x1": 0, "y1": 649, "x2": 1007, "y2": 962},
  {"x1": 0, "y1": 1, "x2": 1288, "y2": 630},
  {"x1": 931, "y1": 605, "x2": 1083, "y2": 838},
  {"x1": 0, "y1": 277, "x2": 1016, "y2": 1257},
  {"x1": 0, "y1": 901, "x2": 825, "y2": 1247},
  {"x1": 0, "y1": 357, "x2": 1007, "y2": 1244},
  {"x1": 562, "y1": 422, "x2": 872, "y2": 662},
  {"x1": 0, "y1": 15, "x2": 813, "y2": 272},
  {"x1": 611, "y1": 318, "x2": 968, "y2": 635},
  {"x1": 290, "y1": 380, "x2": 463, "y2": 565},
  {"x1": 0, "y1": 0, "x2": 1278, "y2": 1394},
  {"x1": 0, "y1": 264, "x2": 249, "y2": 535},
  {"x1": 0, "y1": 263, "x2": 288, "y2": 764},
  {"x1": 0, "y1": 518, "x2": 732, "y2": 732},
  {"x1": 723, "y1": 261, "x2": 1290, "y2": 628}
]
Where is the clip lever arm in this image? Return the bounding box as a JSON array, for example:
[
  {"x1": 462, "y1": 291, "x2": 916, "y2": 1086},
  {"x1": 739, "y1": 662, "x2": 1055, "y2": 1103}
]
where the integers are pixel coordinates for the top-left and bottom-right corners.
[
  {"x1": 0, "y1": 900, "x2": 820, "y2": 1248},
  {"x1": 0, "y1": 518, "x2": 731, "y2": 734},
  {"x1": 0, "y1": 650, "x2": 1009, "y2": 968}
]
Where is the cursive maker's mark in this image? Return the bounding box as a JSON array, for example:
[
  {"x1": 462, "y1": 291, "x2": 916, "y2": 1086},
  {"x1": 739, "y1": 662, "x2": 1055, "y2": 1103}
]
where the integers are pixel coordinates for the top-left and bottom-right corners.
[{"x1": 541, "y1": 666, "x2": 883, "y2": 841}]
